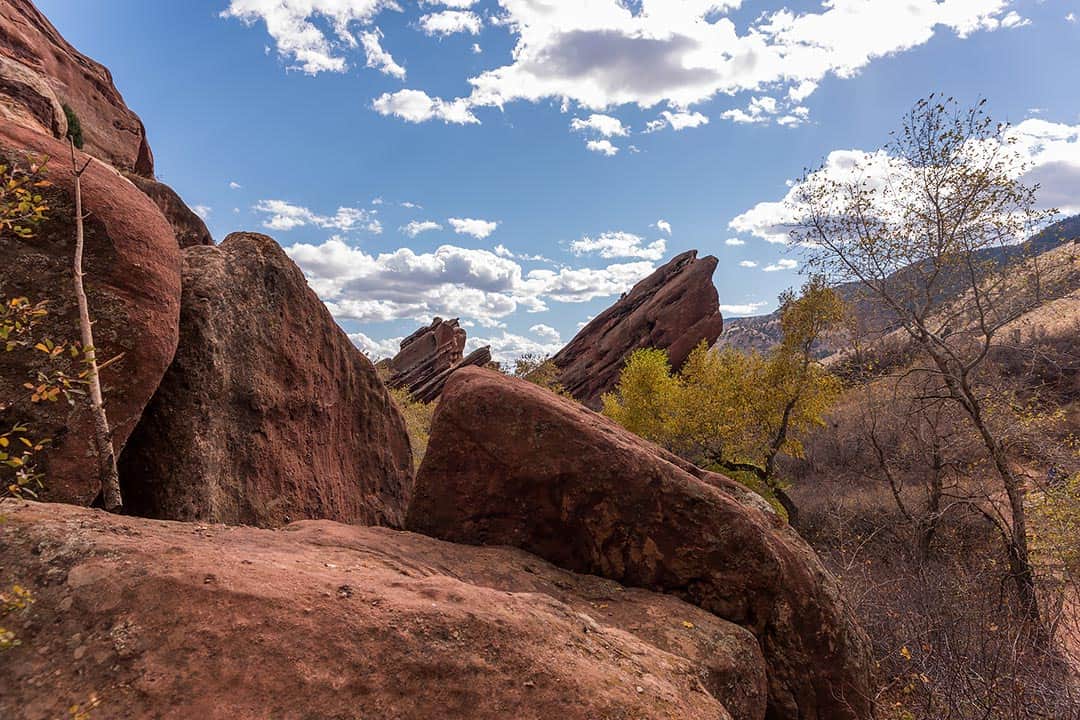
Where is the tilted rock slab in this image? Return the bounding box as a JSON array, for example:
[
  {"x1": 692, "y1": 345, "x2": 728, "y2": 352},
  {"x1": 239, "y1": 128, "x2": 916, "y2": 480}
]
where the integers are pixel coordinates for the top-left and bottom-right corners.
[
  {"x1": 552, "y1": 249, "x2": 724, "y2": 408},
  {"x1": 0, "y1": 0, "x2": 154, "y2": 174},
  {"x1": 0, "y1": 123, "x2": 181, "y2": 505},
  {"x1": 1, "y1": 500, "x2": 769, "y2": 720},
  {"x1": 409, "y1": 345, "x2": 492, "y2": 404},
  {"x1": 386, "y1": 316, "x2": 466, "y2": 391},
  {"x1": 408, "y1": 368, "x2": 875, "y2": 720},
  {"x1": 118, "y1": 232, "x2": 413, "y2": 528}
]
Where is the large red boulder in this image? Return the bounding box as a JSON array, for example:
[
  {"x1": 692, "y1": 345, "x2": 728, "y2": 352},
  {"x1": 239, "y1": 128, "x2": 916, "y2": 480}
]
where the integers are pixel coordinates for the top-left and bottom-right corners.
[
  {"x1": 407, "y1": 368, "x2": 874, "y2": 720},
  {"x1": 0, "y1": 500, "x2": 768, "y2": 720},
  {"x1": 0, "y1": 123, "x2": 181, "y2": 505},
  {"x1": 0, "y1": 0, "x2": 153, "y2": 175},
  {"x1": 117, "y1": 232, "x2": 414, "y2": 528},
  {"x1": 551, "y1": 250, "x2": 724, "y2": 408}
]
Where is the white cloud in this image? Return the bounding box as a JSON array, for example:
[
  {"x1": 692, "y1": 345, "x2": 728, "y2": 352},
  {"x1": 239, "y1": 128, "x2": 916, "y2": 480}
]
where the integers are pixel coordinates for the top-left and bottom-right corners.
[
  {"x1": 1067, "y1": 13, "x2": 1077, "y2": 24},
  {"x1": 655, "y1": 219, "x2": 672, "y2": 235},
  {"x1": 586, "y1": 139, "x2": 619, "y2": 156},
  {"x1": 448, "y1": 217, "x2": 498, "y2": 239},
  {"x1": 419, "y1": 10, "x2": 482, "y2": 36},
  {"x1": 739, "y1": 260, "x2": 758, "y2": 268},
  {"x1": 466, "y1": 331, "x2": 563, "y2": 365},
  {"x1": 360, "y1": 28, "x2": 406, "y2": 79},
  {"x1": 725, "y1": 238, "x2": 745, "y2": 246},
  {"x1": 471, "y1": 42, "x2": 482, "y2": 54},
  {"x1": 227, "y1": 0, "x2": 1022, "y2": 130},
  {"x1": 285, "y1": 237, "x2": 654, "y2": 327},
  {"x1": 646, "y1": 110, "x2": 709, "y2": 132},
  {"x1": 722, "y1": 96, "x2": 783, "y2": 124},
  {"x1": 220, "y1": 0, "x2": 399, "y2": 75},
  {"x1": 570, "y1": 113, "x2": 629, "y2": 137},
  {"x1": 349, "y1": 331, "x2": 402, "y2": 360},
  {"x1": 718, "y1": 301, "x2": 769, "y2": 315},
  {"x1": 763, "y1": 258, "x2": 798, "y2": 272},
  {"x1": 570, "y1": 231, "x2": 666, "y2": 261},
  {"x1": 253, "y1": 199, "x2": 381, "y2": 233},
  {"x1": 731, "y1": 118, "x2": 1080, "y2": 243},
  {"x1": 529, "y1": 324, "x2": 561, "y2": 344},
  {"x1": 400, "y1": 201, "x2": 422, "y2": 209},
  {"x1": 402, "y1": 220, "x2": 443, "y2": 237},
  {"x1": 192, "y1": 205, "x2": 212, "y2": 219},
  {"x1": 373, "y1": 89, "x2": 479, "y2": 124},
  {"x1": 228, "y1": 181, "x2": 242, "y2": 190}
]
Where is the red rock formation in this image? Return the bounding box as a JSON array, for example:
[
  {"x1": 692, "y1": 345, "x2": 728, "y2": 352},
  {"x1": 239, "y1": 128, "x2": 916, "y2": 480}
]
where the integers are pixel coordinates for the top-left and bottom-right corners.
[
  {"x1": 386, "y1": 317, "x2": 466, "y2": 390},
  {"x1": 1, "y1": 500, "x2": 768, "y2": 720},
  {"x1": 117, "y1": 232, "x2": 413, "y2": 529},
  {"x1": 408, "y1": 368, "x2": 874, "y2": 720},
  {"x1": 0, "y1": 123, "x2": 181, "y2": 505},
  {"x1": 552, "y1": 250, "x2": 724, "y2": 408},
  {"x1": 0, "y1": 0, "x2": 153, "y2": 175},
  {"x1": 409, "y1": 345, "x2": 492, "y2": 404},
  {"x1": 125, "y1": 173, "x2": 213, "y2": 248}
]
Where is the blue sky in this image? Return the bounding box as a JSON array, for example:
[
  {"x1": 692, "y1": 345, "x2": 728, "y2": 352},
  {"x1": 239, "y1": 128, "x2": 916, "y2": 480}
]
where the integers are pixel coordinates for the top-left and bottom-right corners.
[{"x1": 36, "y1": 0, "x2": 1080, "y2": 361}]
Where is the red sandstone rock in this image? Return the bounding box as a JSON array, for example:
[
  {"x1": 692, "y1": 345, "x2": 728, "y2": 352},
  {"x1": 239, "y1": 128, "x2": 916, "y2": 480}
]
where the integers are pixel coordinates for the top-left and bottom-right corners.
[
  {"x1": 0, "y1": 123, "x2": 181, "y2": 505},
  {"x1": 0, "y1": 500, "x2": 769, "y2": 720},
  {"x1": 125, "y1": 173, "x2": 213, "y2": 248},
  {"x1": 117, "y1": 232, "x2": 413, "y2": 528},
  {"x1": 409, "y1": 345, "x2": 492, "y2": 404},
  {"x1": 407, "y1": 368, "x2": 875, "y2": 720},
  {"x1": 552, "y1": 250, "x2": 724, "y2": 408},
  {"x1": 386, "y1": 317, "x2": 466, "y2": 390},
  {"x1": 0, "y1": 0, "x2": 153, "y2": 174}
]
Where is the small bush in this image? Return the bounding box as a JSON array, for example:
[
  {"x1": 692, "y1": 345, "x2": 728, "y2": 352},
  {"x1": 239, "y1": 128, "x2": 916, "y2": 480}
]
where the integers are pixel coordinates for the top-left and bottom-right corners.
[{"x1": 62, "y1": 104, "x2": 84, "y2": 149}]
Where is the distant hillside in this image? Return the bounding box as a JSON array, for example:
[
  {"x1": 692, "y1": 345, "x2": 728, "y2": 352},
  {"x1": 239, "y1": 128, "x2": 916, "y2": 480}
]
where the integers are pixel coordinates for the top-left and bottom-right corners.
[{"x1": 718, "y1": 214, "x2": 1080, "y2": 356}]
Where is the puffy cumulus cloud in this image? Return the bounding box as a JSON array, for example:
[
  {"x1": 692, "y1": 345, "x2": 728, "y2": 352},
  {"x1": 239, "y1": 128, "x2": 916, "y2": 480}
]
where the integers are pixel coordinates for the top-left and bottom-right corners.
[
  {"x1": 585, "y1": 139, "x2": 619, "y2": 156},
  {"x1": 570, "y1": 231, "x2": 666, "y2": 260},
  {"x1": 724, "y1": 237, "x2": 745, "y2": 246},
  {"x1": 718, "y1": 301, "x2": 769, "y2": 315},
  {"x1": 448, "y1": 217, "x2": 498, "y2": 239},
  {"x1": 349, "y1": 331, "x2": 403, "y2": 360},
  {"x1": 463, "y1": 0, "x2": 1017, "y2": 114},
  {"x1": 739, "y1": 260, "x2": 758, "y2": 268},
  {"x1": 569, "y1": 113, "x2": 629, "y2": 137},
  {"x1": 465, "y1": 331, "x2": 563, "y2": 365},
  {"x1": 192, "y1": 205, "x2": 212, "y2": 219},
  {"x1": 359, "y1": 28, "x2": 406, "y2": 79},
  {"x1": 253, "y1": 199, "x2": 382, "y2": 233},
  {"x1": 529, "y1": 323, "x2": 561, "y2": 344},
  {"x1": 372, "y1": 89, "x2": 479, "y2": 124},
  {"x1": 730, "y1": 118, "x2": 1080, "y2": 243},
  {"x1": 227, "y1": 0, "x2": 1021, "y2": 130},
  {"x1": 220, "y1": 0, "x2": 399, "y2": 75},
  {"x1": 229, "y1": 181, "x2": 242, "y2": 190},
  {"x1": 655, "y1": 219, "x2": 672, "y2": 235},
  {"x1": 419, "y1": 10, "x2": 482, "y2": 36},
  {"x1": 763, "y1": 258, "x2": 798, "y2": 272},
  {"x1": 286, "y1": 237, "x2": 654, "y2": 327},
  {"x1": 401, "y1": 220, "x2": 443, "y2": 237},
  {"x1": 644, "y1": 110, "x2": 709, "y2": 133}
]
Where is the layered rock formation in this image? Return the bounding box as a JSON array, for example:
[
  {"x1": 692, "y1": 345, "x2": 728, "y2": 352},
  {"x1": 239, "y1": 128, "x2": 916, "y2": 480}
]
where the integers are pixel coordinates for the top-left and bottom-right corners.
[
  {"x1": 408, "y1": 345, "x2": 492, "y2": 404},
  {"x1": 1, "y1": 500, "x2": 767, "y2": 720},
  {"x1": 0, "y1": 0, "x2": 153, "y2": 175},
  {"x1": 551, "y1": 250, "x2": 724, "y2": 408},
  {"x1": 383, "y1": 317, "x2": 492, "y2": 403},
  {"x1": 0, "y1": 123, "x2": 181, "y2": 505},
  {"x1": 385, "y1": 317, "x2": 465, "y2": 389},
  {"x1": 118, "y1": 232, "x2": 413, "y2": 528},
  {"x1": 408, "y1": 368, "x2": 874, "y2": 720}
]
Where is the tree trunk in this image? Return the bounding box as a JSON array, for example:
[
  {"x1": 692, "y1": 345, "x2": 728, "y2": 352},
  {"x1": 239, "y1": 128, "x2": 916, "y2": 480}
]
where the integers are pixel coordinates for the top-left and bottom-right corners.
[{"x1": 70, "y1": 141, "x2": 122, "y2": 512}]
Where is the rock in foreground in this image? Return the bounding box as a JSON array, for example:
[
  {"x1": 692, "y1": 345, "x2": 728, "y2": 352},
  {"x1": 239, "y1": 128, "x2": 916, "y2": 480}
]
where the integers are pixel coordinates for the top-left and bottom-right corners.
[
  {"x1": 0, "y1": 500, "x2": 768, "y2": 720},
  {"x1": 408, "y1": 368, "x2": 874, "y2": 720},
  {"x1": 118, "y1": 232, "x2": 413, "y2": 528},
  {"x1": 0, "y1": 123, "x2": 181, "y2": 505},
  {"x1": 551, "y1": 250, "x2": 724, "y2": 408}
]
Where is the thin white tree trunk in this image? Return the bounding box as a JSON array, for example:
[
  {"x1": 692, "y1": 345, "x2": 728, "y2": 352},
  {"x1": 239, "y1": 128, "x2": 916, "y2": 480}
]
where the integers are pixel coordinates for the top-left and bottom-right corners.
[{"x1": 70, "y1": 140, "x2": 122, "y2": 511}]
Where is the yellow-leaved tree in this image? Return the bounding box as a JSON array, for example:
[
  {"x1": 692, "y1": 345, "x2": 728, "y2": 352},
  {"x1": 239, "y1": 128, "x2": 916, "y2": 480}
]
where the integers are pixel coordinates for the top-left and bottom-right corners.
[{"x1": 603, "y1": 277, "x2": 844, "y2": 522}]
